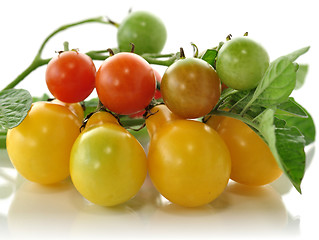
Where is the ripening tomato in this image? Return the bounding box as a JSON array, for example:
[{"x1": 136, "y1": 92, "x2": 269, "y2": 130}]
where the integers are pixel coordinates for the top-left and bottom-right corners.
[
  {"x1": 148, "y1": 120, "x2": 231, "y2": 207},
  {"x1": 45, "y1": 51, "x2": 96, "y2": 103},
  {"x1": 6, "y1": 102, "x2": 81, "y2": 184},
  {"x1": 70, "y1": 123, "x2": 147, "y2": 206},
  {"x1": 161, "y1": 58, "x2": 221, "y2": 119},
  {"x1": 206, "y1": 115, "x2": 282, "y2": 186},
  {"x1": 95, "y1": 52, "x2": 156, "y2": 115}
]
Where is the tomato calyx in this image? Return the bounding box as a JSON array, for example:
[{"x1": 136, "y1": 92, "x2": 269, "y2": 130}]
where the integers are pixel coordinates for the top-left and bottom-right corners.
[
  {"x1": 179, "y1": 47, "x2": 186, "y2": 59},
  {"x1": 143, "y1": 101, "x2": 164, "y2": 119}
]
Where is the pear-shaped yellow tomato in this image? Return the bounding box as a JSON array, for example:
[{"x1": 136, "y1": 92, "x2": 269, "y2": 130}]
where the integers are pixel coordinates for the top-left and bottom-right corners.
[
  {"x1": 70, "y1": 123, "x2": 147, "y2": 206},
  {"x1": 148, "y1": 120, "x2": 231, "y2": 207},
  {"x1": 206, "y1": 115, "x2": 282, "y2": 186},
  {"x1": 6, "y1": 102, "x2": 81, "y2": 184},
  {"x1": 83, "y1": 111, "x2": 119, "y2": 131},
  {"x1": 51, "y1": 99, "x2": 84, "y2": 122},
  {"x1": 145, "y1": 104, "x2": 181, "y2": 139}
]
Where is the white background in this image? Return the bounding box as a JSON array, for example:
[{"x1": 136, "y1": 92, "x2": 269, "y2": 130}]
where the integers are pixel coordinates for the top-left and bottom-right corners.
[{"x1": 0, "y1": 0, "x2": 318, "y2": 239}]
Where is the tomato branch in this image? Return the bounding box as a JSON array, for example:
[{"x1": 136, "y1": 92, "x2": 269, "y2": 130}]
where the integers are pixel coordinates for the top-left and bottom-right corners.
[{"x1": 2, "y1": 16, "x2": 114, "y2": 91}]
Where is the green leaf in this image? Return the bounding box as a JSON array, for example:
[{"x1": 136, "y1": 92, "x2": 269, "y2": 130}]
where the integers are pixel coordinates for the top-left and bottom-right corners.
[
  {"x1": 285, "y1": 46, "x2": 310, "y2": 62},
  {"x1": 275, "y1": 97, "x2": 308, "y2": 118},
  {"x1": 276, "y1": 99, "x2": 315, "y2": 145},
  {"x1": 249, "y1": 56, "x2": 296, "y2": 107},
  {"x1": 32, "y1": 93, "x2": 50, "y2": 102},
  {"x1": 257, "y1": 109, "x2": 306, "y2": 193},
  {"x1": 295, "y1": 64, "x2": 308, "y2": 90},
  {"x1": 0, "y1": 89, "x2": 32, "y2": 129},
  {"x1": 83, "y1": 98, "x2": 99, "y2": 117},
  {"x1": 201, "y1": 49, "x2": 218, "y2": 68},
  {"x1": 274, "y1": 121, "x2": 306, "y2": 194}
]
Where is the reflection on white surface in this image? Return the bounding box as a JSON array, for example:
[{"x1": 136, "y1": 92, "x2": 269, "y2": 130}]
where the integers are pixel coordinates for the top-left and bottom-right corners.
[
  {"x1": 1, "y1": 146, "x2": 316, "y2": 239},
  {"x1": 0, "y1": 157, "x2": 301, "y2": 240}
]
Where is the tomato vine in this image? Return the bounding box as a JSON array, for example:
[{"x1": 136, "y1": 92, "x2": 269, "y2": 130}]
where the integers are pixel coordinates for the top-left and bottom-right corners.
[{"x1": 0, "y1": 11, "x2": 316, "y2": 196}]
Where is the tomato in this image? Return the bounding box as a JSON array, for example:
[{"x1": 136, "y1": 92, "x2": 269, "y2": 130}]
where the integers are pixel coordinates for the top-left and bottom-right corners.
[
  {"x1": 117, "y1": 11, "x2": 167, "y2": 54},
  {"x1": 129, "y1": 68, "x2": 163, "y2": 119},
  {"x1": 51, "y1": 99, "x2": 84, "y2": 122},
  {"x1": 84, "y1": 111, "x2": 119, "y2": 130},
  {"x1": 216, "y1": 37, "x2": 269, "y2": 90},
  {"x1": 6, "y1": 102, "x2": 81, "y2": 184},
  {"x1": 96, "y1": 52, "x2": 156, "y2": 115},
  {"x1": 153, "y1": 68, "x2": 163, "y2": 99},
  {"x1": 206, "y1": 115, "x2": 282, "y2": 186},
  {"x1": 70, "y1": 123, "x2": 147, "y2": 206},
  {"x1": 145, "y1": 104, "x2": 181, "y2": 139},
  {"x1": 147, "y1": 120, "x2": 231, "y2": 207},
  {"x1": 46, "y1": 51, "x2": 96, "y2": 103},
  {"x1": 161, "y1": 58, "x2": 221, "y2": 119}
]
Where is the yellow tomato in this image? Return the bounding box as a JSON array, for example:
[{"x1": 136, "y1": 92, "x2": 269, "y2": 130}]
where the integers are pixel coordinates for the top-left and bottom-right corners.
[
  {"x1": 145, "y1": 104, "x2": 181, "y2": 138},
  {"x1": 51, "y1": 99, "x2": 84, "y2": 122},
  {"x1": 148, "y1": 119, "x2": 231, "y2": 207},
  {"x1": 84, "y1": 111, "x2": 119, "y2": 131},
  {"x1": 6, "y1": 102, "x2": 81, "y2": 184},
  {"x1": 70, "y1": 123, "x2": 147, "y2": 206},
  {"x1": 207, "y1": 115, "x2": 282, "y2": 186}
]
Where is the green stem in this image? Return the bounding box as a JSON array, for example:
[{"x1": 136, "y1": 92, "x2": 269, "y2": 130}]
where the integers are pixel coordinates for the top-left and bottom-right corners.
[
  {"x1": 142, "y1": 54, "x2": 178, "y2": 66},
  {"x1": 2, "y1": 57, "x2": 50, "y2": 90},
  {"x1": 2, "y1": 16, "x2": 113, "y2": 91},
  {"x1": 211, "y1": 89, "x2": 238, "y2": 112},
  {"x1": 120, "y1": 118, "x2": 145, "y2": 128},
  {"x1": 36, "y1": 16, "x2": 110, "y2": 57},
  {"x1": 86, "y1": 50, "x2": 178, "y2": 66},
  {"x1": 0, "y1": 129, "x2": 7, "y2": 149},
  {"x1": 64, "y1": 41, "x2": 70, "y2": 51}
]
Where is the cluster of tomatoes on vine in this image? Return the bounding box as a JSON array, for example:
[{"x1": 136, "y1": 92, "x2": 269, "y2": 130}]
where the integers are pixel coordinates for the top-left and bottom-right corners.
[{"x1": 6, "y1": 11, "x2": 283, "y2": 208}]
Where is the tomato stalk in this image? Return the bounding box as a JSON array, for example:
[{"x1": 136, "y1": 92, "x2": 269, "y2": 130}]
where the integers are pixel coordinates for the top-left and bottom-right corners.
[
  {"x1": 2, "y1": 14, "x2": 177, "y2": 91},
  {"x1": 2, "y1": 16, "x2": 114, "y2": 91}
]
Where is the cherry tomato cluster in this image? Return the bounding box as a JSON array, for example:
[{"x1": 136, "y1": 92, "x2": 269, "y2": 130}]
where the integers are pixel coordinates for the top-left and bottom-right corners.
[{"x1": 6, "y1": 11, "x2": 282, "y2": 208}]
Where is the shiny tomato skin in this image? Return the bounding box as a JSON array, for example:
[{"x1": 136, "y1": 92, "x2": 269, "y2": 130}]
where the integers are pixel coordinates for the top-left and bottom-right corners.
[
  {"x1": 95, "y1": 52, "x2": 156, "y2": 115},
  {"x1": 145, "y1": 104, "x2": 181, "y2": 139},
  {"x1": 51, "y1": 99, "x2": 84, "y2": 122},
  {"x1": 84, "y1": 111, "x2": 119, "y2": 131},
  {"x1": 161, "y1": 58, "x2": 221, "y2": 119},
  {"x1": 148, "y1": 120, "x2": 231, "y2": 207},
  {"x1": 6, "y1": 102, "x2": 81, "y2": 184},
  {"x1": 70, "y1": 123, "x2": 147, "y2": 206},
  {"x1": 207, "y1": 115, "x2": 282, "y2": 186},
  {"x1": 129, "y1": 68, "x2": 162, "y2": 119},
  {"x1": 45, "y1": 51, "x2": 96, "y2": 103},
  {"x1": 117, "y1": 11, "x2": 167, "y2": 54},
  {"x1": 216, "y1": 37, "x2": 269, "y2": 90}
]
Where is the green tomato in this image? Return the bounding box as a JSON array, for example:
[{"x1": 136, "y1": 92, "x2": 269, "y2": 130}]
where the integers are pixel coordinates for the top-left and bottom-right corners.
[
  {"x1": 70, "y1": 123, "x2": 147, "y2": 206},
  {"x1": 117, "y1": 11, "x2": 167, "y2": 54},
  {"x1": 216, "y1": 37, "x2": 269, "y2": 90}
]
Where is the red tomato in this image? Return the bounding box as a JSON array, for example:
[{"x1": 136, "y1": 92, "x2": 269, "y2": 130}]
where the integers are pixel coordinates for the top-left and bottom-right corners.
[
  {"x1": 130, "y1": 68, "x2": 162, "y2": 118},
  {"x1": 45, "y1": 51, "x2": 96, "y2": 103},
  {"x1": 95, "y1": 52, "x2": 156, "y2": 115},
  {"x1": 153, "y1": 68, "x2": 162, "y2": 99}
]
